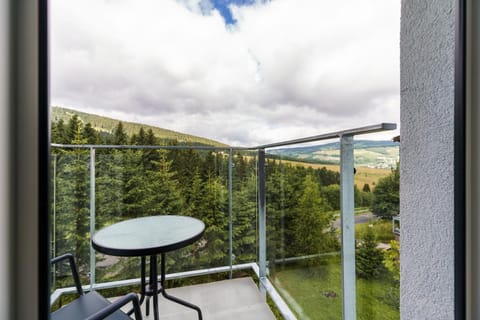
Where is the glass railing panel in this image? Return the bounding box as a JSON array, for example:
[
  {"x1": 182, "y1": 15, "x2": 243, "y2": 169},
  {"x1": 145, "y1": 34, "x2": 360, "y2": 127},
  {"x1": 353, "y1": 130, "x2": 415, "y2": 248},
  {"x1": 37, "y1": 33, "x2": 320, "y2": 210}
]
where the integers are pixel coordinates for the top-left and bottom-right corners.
[
  {"x1": 50, "y1": 150, "x2": 92, "y2": 293},
  {"x1": 231, "y1": 151, "x2": 258, "y2": 266},
  {"x1": 354, "y1": 139, "x2": 400, "y2": 320},
  {"x1": 265, "y1": 144, "x2": 343, "y2": 319},
  {"x1": 94, "y1": 149, "x2": 137, "y2": 285},
  {"x1": 50, "y1": 146, "x2": 245, "y2": 294},
  {"x1": 92, "y1": 147, "x2": 234, "y2": 286},
  {"x1": 354, "y1": 221, "x2": 400, "y2": 320},
  {"x1": 173, "y1": 148, "x2": 232, "y2": 275},
  {"x1": 265, "y1": 135, "x2": 400, "y2": 320}
]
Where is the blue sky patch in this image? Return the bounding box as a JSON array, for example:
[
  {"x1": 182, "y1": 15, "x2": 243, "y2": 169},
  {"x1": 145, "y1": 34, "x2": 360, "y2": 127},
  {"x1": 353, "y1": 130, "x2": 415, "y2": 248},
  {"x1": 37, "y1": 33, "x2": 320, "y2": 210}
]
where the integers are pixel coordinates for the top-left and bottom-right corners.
[{"x1": 211, "y1": 0, "x2": 258, "y2": 25}]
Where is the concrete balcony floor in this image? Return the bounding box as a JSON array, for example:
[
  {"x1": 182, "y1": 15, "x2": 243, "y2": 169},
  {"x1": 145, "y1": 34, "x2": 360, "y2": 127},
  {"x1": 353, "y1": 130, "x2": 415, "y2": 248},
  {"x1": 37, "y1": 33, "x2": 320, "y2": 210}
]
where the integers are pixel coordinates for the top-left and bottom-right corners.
[{"x1": 115, "y1": 277, "x2": 276, "y2": 320}]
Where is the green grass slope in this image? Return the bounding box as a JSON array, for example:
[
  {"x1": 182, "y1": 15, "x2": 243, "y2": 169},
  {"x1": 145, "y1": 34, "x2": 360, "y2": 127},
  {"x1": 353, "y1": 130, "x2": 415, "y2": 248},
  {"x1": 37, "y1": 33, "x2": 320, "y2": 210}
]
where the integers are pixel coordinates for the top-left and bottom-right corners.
[
  {"x1": 269, "y1": 141, "x2": 399, "y2": 168},
  {"x1": 52, "y1": 106, "x2": 228, "y2": 147},
  {"x1": 273, "y1": 255, "x2": 399, "y2": 320}
]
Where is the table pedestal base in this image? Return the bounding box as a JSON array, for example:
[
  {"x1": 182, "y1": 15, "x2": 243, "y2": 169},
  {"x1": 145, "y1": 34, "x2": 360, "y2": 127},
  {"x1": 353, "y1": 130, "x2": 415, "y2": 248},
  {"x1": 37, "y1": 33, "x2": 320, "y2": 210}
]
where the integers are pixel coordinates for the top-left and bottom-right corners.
[{"x1": 136, "y1": 254, "x2": 203, "y2": 320}]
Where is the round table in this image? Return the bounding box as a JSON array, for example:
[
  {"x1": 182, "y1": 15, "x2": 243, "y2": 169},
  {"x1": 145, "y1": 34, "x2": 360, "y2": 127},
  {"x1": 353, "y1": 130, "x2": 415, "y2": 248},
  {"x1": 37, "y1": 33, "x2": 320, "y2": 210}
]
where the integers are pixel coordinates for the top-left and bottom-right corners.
[{"x1": 92, "y1": 215, "x2": 205, "y2": 320}]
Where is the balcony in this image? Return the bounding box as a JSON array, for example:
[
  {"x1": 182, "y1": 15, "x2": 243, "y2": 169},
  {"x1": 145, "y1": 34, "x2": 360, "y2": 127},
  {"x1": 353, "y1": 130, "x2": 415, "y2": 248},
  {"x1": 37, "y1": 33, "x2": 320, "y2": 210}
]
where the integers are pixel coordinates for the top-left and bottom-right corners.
[{"x1": 50, "y1": 124, "x2": 398, "y2": 320}]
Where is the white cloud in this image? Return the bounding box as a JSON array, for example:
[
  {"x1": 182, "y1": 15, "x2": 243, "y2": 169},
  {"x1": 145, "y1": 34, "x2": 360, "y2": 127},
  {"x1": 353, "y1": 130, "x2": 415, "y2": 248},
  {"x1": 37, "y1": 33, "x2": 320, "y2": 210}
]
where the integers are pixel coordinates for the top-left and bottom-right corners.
[{"x1": 51, "y1": 0, "x2": 400, "y2": 146}]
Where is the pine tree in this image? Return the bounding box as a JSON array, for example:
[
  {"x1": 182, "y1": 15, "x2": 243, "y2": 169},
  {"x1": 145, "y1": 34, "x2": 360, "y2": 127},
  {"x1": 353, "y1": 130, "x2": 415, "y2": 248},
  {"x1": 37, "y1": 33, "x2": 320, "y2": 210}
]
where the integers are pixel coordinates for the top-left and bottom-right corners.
[
  {"x1": 169, "y1": 146, "x2": 202, "y2": 188},
  {"x1": 232, "y1": 172, "x2": 257, "y2": 263},
  {"x1": 195, "y1": 175, "x2": 229, "y2": 268},
  {"x1": 183, "y1": 169, "x2": 204, "y2": 217},
  {"x1": 141, "y1": 129, "x2": 159, "y2": 170},
  {"x1": 266, "y1": 162, "x2": 295, "y2": 262},
  {"x1": 82, "y1": 122, "x2": 99, "y2": 144},
  {"x1": 145, "y1": 150, "x2": 184, "y2": 215},
  {"x1": 129, "y1": 133, "x2": 138, "y2": 145},
  {"x1": 233, "y1": 153, "x2": 248, "y2": 187},
  {"x1": 51, "y1": 119, "x2": 68, "y2": 144},
  {"x1": 356, "y1": 226, "x2": 385, "y2": 279},
  {"x1": 145, "y1": 129, "x2": 156, "y2": 144},
  {"x1": 67, "y1": 115, "x2": 82, "y2": 143},
  {"x1": 202, "y1": 152, "x2": 217, "y2": 180},
  {"x1": 130, "y1": 127, "x2": 148, "y2": 145},
  {"x1": 112, "y1": 122, "x2": 128, "y2": 145},
  {"x1": 293, "y1": 174, "x2": 336, "y2": 255},
  {"x1": 95, "y1": 149, "x2": 129, "y2": 221}
]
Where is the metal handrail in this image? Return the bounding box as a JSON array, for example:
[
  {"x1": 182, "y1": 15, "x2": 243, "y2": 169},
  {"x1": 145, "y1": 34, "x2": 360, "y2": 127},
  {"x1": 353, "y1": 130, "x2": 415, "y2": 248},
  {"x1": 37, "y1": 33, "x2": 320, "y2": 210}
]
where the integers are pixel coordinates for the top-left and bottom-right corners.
[
  {"x1": 51, "y1": 123, "x2": 396, "y2": 151},
  {"x1": 254, "y1": 123, "x2": 396, "y2": 149}
]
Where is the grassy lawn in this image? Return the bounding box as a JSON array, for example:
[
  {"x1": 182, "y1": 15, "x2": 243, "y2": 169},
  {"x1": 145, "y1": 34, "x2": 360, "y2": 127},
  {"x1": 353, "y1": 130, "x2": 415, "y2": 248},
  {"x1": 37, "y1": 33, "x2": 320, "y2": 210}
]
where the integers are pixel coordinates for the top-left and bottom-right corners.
[
  {"x1": 271, "y1": 255, "x2": 399, "y2": 320},
  {"x1": 355, "y1": 219, "x2": 396, "y2": 243}
]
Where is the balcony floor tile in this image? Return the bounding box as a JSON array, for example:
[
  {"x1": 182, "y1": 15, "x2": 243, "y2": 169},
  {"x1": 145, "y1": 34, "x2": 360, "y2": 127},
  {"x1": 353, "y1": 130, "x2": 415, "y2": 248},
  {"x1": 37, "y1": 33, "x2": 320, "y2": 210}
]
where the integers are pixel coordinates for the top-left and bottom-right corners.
[{"x1": 114, "y1": 277, "x2": 276, "y2": 320}]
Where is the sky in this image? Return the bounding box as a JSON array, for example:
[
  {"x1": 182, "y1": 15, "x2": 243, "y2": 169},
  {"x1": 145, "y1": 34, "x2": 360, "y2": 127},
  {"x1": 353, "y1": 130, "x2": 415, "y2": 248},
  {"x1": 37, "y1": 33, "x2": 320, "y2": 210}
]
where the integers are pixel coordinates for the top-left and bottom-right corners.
[{"x1": 51, "y1": 0, "x2": 400, "y2": 146}]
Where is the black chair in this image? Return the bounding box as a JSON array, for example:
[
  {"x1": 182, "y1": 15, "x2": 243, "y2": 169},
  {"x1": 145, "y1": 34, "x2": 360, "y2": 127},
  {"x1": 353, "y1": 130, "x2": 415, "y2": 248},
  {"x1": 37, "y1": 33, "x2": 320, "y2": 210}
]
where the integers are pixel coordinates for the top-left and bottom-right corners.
[{"x1": 51, "y1": 253, "x2": 143, "y2": 320}]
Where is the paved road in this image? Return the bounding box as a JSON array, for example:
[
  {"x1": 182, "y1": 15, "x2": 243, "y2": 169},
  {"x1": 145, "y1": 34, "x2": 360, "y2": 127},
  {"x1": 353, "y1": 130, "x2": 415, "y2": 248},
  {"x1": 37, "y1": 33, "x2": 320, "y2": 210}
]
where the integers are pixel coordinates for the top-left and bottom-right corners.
[{"x1": 333, "y1": 212, "x2": 376, "y2": 229}]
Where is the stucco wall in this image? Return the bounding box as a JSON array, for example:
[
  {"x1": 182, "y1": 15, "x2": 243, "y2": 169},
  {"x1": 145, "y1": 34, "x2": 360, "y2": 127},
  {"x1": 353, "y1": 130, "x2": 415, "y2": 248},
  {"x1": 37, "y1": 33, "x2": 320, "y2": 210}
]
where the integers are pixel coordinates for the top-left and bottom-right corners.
[{"x1": 400, "y1": 1, "x2": 456, "y2": 319}]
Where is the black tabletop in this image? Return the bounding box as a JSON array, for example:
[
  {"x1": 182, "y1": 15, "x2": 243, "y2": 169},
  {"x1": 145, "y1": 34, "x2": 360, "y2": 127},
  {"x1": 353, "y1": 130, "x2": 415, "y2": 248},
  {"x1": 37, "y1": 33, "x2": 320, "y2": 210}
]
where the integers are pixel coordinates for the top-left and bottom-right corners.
[{"x1": 92, "y1": 215, "x2": 205, "y2": 257}]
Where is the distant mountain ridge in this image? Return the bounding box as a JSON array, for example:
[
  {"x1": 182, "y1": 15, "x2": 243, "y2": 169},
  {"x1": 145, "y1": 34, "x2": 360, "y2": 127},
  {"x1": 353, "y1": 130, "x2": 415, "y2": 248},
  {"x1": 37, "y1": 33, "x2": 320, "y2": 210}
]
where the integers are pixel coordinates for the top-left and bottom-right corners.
[
  {"x1": 268, "y1": 140, "x2": 399, "y2": 168},
  {"x1": 51, "y1": 106, "x2": 228, "y2": 147}
]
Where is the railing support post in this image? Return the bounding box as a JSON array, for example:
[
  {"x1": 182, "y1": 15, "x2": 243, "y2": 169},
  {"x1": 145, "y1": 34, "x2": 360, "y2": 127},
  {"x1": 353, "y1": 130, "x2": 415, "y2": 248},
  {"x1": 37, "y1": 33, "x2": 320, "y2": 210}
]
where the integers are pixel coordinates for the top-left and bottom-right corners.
[
  {"x1": 340, "y1": 135, "x2": 356, "y2": 320},
  {"x1": 258, "y1": 149, "x2": 267, "y2": 295},
  {"x1": 52, "y1": 154, "x2": 57, "y2": 287},
  {"x1": 89, "y1": 147, "x2": 96, "y2": 289},
  {"x1": 228, "y1": 148, "x2": 233, "y2": 279}
]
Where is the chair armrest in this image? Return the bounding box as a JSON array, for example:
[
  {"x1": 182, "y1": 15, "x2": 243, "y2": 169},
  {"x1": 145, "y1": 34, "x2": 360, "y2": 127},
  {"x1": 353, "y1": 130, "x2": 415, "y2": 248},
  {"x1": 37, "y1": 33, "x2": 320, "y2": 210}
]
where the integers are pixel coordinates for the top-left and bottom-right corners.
[
  {"x1": 85, "y1": 293, "x2": 142, "y2": 320},
  {"x1": 51, "y1": 253, "x2": 84, "y2": 296}
]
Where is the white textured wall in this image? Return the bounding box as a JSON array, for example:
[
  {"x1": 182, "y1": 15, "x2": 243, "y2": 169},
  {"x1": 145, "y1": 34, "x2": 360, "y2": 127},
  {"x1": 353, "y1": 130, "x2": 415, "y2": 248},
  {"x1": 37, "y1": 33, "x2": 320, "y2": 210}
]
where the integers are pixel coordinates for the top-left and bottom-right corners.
[{"x1": 400, "y1": 1, "x2": 456, "y2": 319}]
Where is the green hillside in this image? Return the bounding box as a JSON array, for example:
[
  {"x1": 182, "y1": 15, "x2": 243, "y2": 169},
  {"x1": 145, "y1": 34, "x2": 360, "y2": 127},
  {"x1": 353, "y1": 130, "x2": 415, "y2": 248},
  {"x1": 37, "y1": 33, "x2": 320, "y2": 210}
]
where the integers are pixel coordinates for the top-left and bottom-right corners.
[
  {"x1": 51, "y1": 106, "x2": 228, "y2": 147},
  {"x1": 268, "y1": 140, "x2": 399, "y2": 168},
  {"x1": 307, "y1": 147, "x2": 399, "y2": 168}
]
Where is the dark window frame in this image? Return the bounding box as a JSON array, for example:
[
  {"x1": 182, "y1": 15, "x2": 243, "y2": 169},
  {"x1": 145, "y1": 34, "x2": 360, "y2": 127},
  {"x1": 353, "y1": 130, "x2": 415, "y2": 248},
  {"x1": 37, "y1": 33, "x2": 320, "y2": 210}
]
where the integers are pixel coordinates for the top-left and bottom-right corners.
[
  {"x1": 454, "y1": 0, "x2": 467, "y2": 319},
  {"x1": 38, "y1": 1, "x2": 468, "y2": 318},
  {"x1": 39, "y1": 0, "x2": 50, "y2": 319}
]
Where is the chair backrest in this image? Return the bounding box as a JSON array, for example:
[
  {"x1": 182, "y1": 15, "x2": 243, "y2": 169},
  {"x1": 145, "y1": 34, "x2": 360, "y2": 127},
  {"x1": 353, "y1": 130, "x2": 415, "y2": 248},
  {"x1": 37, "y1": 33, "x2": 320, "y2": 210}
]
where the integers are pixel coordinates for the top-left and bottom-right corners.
[
  {"x1": 51, "y1": 253, "x2": 84, "y2": 296},
  {"x1": 50, "y1": 253, "x2": 143, "y2": 320}
]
